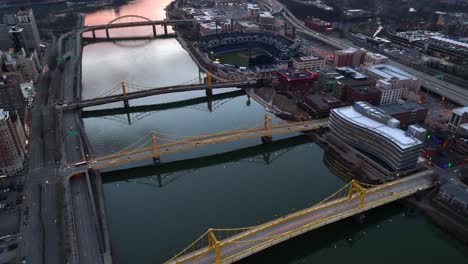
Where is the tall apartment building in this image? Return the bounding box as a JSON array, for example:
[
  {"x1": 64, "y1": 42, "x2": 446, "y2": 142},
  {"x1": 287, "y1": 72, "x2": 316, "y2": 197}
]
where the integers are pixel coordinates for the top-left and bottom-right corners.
[
  {"x1": 0, "y1": 14, "x2": 16, "y2": 51},
  {"x1": 0, "y1": 75, "x2": 25, "y2": 119},
  {"x1": 333, "y1": 48, "x2": 366, "y2": 67},
  {"x1": 0, "y1": 24, "x2": 13, "y2": 50},
  {"x1": 292, "y1": 56, "x2": 326, "y2": 71},
  {"x1": 2, "y1": 48, "x2": 40, "y2": 82},
  {"x1": 16, "y1": 8, "x2": 41, "y2": 53},
  {"x1": 329, "y1": 101, "x2": 423, "y2": 172},
  {"x1": 0, "y1": 109, "x2": 26, "y2": 176}
]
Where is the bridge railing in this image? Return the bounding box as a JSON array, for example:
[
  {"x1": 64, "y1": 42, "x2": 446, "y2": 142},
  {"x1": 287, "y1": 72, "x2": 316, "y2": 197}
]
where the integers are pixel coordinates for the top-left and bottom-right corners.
[{"x1": 166, "y1": 175, "x2": 433, "y2": 264}]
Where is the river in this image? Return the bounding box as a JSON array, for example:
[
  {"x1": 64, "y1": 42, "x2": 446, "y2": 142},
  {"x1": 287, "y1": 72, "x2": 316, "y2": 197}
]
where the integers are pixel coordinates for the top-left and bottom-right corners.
[{"x1": 81, "y1": 0, "x2": 468, "y2": 263}]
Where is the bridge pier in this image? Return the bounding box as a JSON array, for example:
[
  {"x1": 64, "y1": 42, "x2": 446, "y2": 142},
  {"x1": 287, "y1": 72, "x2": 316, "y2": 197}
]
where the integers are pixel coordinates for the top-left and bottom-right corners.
[
  {"x1": 152, "y1": 25, "x2": 157, "y2": 38},
  {"x1": 126, "y1": 112, "x2": 131, "y2": 125},
  {"x1": 205, "y1": 73, "x2": 212, "y2": 97},
  {"x1": 105, "y1": 28, "x2": 110, "y2": 39},
  {"x1": 151, "y1": 132, "x2": 161, "y2": 165},
  {"x1": 92, "y1": 30, "x2": 96, "y2": 38},
  {"x1": 262, "y1": 114, "x2": 273, "y2": 144},
  {"x1": 207, "y1": 100, "x2": 212, "y2": 112},
  {"x1": 261, "y1": 114, "x2": 273, "y2": 144},
  {"x1": 121, "y1": 82, "x2": 129, "y2": 108},
  {"x1": 164, "y1": 24, "x2": 168, "y2": 36}
]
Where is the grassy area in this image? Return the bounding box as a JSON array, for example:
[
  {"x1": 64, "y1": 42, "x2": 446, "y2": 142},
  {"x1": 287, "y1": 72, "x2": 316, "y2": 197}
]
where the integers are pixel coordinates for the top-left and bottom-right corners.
[{"x1": 216, "y1": 50, "x2": 251, "y2": 67}]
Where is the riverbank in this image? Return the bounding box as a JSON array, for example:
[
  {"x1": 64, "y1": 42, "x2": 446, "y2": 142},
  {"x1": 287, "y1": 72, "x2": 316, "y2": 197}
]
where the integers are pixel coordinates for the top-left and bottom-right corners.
[{"x1": 403, "y1": 189, "x2": 468, "y2": 244}]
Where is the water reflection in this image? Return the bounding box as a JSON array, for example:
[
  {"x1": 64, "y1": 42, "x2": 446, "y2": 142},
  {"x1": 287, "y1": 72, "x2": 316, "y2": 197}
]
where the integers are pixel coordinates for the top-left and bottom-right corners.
[
  {"x1": 82, "y1": 90, "x2": 244, "y2": 118},
  {"x1": 102, "y1": 135, "x2": 310, "y2": 187}
]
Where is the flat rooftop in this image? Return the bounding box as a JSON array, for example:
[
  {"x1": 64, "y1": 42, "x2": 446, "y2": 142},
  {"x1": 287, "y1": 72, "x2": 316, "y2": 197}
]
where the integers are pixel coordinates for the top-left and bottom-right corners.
[
  {"x1": 294, "y1": 56, "x2": 322, "y2": 62},
  {"x1": 277, "y1": 70, "x2": 318, "y2": 81},
  {"x1": 332, "y1": 105, "x2": 423, "y2": 149},
  {"x1": 453, "y1": 106, "x2": 468, "y2": 116},
  {"x1": 378, "y1": 101, "x2": 427, "y2": 115},
  {"x1": 367, "y1": 64, "x2": 418, "y2": 81}
]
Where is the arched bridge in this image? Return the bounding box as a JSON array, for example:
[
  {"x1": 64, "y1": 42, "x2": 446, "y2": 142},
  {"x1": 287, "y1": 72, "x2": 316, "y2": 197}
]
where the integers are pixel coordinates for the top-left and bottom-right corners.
[
  {"x1": 107, "y1": 14, "x2": 153, "y2": 25},
  {"x1": 82, "y1": 15, "x2": 192, "y2": 40}
]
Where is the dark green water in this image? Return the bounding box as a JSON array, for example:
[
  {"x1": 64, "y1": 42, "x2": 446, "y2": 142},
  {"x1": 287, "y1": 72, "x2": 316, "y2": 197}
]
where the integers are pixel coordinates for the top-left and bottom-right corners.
[{"x1": 81, "y1": 1, "x2": 468, "y2": 263}]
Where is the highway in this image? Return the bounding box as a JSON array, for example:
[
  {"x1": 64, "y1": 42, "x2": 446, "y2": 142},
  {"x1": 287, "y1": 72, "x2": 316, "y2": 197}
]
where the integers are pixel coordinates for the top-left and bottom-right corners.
[
  {"x1": 70, "y1": 176, "x2": 103, "y2": 264},
  {"x1": 60, "y1": 25, "x2": 105, "y2": 264},
  {"x1": 279, "y1": 5, "x2": 468, "y2": 106},
  {"x1": 168, "y1": 169, "x2": 436, "y2": 264}
]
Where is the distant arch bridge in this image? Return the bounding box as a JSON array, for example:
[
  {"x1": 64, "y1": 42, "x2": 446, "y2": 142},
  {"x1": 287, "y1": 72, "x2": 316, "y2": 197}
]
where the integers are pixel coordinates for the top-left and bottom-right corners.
[{"x1": 81, "y1": 15, "x2": 192, "y2": 41}]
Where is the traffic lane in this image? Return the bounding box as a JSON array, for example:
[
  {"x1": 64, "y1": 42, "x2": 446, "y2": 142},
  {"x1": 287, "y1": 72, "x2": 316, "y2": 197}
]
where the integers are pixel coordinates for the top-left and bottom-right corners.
[
  {"x1": 42, "y1": 182, "x2": 60, "y2": 264},
  {"x1": 70, "y1": 177, "x2": 103, "y2": 264},
  {"x1": 22, "y1": 183, "x2": 43, "y2": 264},
  {"x1": 194, "y1": 173, "x2": 434, "y2": 263}
]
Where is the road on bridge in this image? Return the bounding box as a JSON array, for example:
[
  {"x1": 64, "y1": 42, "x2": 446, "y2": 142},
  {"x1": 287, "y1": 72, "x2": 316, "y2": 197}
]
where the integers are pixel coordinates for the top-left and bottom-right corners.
[
  {"x1": 169, "y1": 169, "x2": 435, "y2": 264},
  {"x1": 67, "y1": 119, "x2": 328, "y2": 174},
  {"x1": 61, "y1": 81, "x2": 257, "y2": 110}
]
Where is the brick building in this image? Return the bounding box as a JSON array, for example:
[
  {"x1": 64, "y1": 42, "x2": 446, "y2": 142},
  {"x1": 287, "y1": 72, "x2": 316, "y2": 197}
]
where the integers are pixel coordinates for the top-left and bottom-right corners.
[
  {"x1": 276, "y1": 70, "x2": 319, "y2": 96},
  {"x1": 333, "y1": 67, "x2": 380, "y2": 105},
  {"x1": 334, "y1": 48, "x2": 366, "y2": 67},
  {"x1": 304, "y1": 16, "x2": 332, "y2": 33}
]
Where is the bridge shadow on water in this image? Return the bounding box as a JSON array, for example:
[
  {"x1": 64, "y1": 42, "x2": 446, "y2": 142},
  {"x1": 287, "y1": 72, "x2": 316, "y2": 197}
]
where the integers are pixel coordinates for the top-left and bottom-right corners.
[
  {"x1": 82, "y1": 90, "x2": 245, "y2": 118},
  {"x1": 237, "y1": 202, "x2": 407, "y2": 264},
  {"x1": 101, "y1": 135, "x2": 309, "y2": 186}
]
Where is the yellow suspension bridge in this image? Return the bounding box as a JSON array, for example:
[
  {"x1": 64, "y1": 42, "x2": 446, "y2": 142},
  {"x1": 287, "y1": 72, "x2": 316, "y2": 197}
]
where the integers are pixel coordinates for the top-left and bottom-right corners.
[
  {"x1": 70, "y1": 115, "x2": 328, "y2": 173},
  {"x1": 165, "y1": 169, "x2": 435, "y2": 264}
]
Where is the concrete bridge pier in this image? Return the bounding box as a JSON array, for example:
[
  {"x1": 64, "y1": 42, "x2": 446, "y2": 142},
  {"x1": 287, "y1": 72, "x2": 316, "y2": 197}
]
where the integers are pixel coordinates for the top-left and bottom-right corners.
[
  {"x1": 261, "y1": 136, "x2": 272, "y2": 144},
  {"x1": 123, "y1": 100, "x2": 130, "y2": 108},
  {"x1": 157, "y1": 174, "x2": 162, "y2": 187},
  {"x1": 207, "y1": 99, "x2": 212, "y2": 112},
  {"x1": 152, "y1": 25, "x2": 157, "y2": 38},
  {"x1": 153, "y1": 157, "x2": 161, "y2": 165},
  {"x1": 92, "y1": 30, "x2": 96, "y2": 38},
  {"x1": 164, "y1": 24, "x2": 168, "y2": 35},
  {"x1": 205, "y1": 87, "x2": 213, "y2": 97},
  {"x1": 105, "y1": 28, "x2": 110, "y2": 39},
  {"x1": 126, "y1": 112, "x2": 131, "y2": 125}
]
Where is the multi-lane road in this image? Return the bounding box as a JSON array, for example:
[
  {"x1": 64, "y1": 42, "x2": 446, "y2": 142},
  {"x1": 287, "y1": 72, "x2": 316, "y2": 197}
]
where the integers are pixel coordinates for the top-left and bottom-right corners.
[{"x1": 280, "y1": 5, "x2": 468, "y2": 106}]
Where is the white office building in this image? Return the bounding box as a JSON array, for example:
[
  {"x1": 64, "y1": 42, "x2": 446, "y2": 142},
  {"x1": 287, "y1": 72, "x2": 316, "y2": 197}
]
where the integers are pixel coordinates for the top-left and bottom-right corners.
[
  {"x1": 292, "y1": 56, "x2": 326, "y2": 71},
  {"x1": 329, "y1": 101, "x2": 423, "y2": 172}
]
